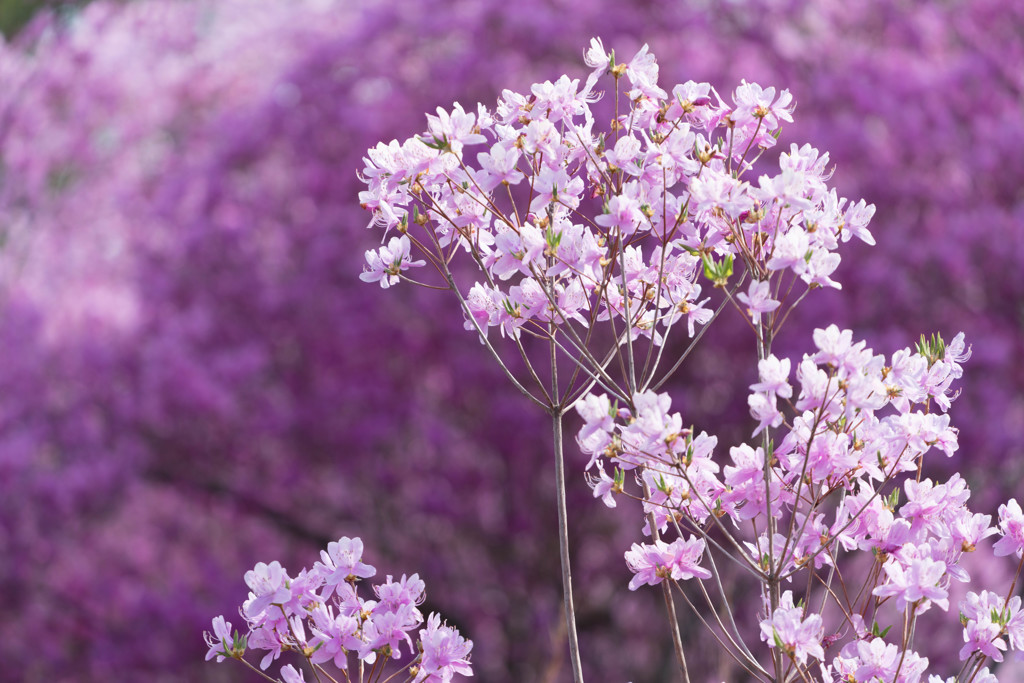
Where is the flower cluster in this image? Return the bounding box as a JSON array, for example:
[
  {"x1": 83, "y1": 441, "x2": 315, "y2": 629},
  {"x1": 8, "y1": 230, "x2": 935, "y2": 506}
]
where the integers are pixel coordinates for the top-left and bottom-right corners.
[
  {"x1": 759, "y1": 590, "x2": 824, "y2": 667},
  {"x1": 957, "y1": 590, "x2": 1023, "y2": 665},
  {"x1": 355, "y1": 39, "x2": 1024, "y2": 682},
  {"x1": 356, "y1": 43, "x2": 889, "y2": 683},
  {"x1": 623, "y1": 536, "x2": 712, "y2": 590},
  {"x1": 358, "y1": 39, "x2": 873, "y2": 363},
  {"x1": 205, "y1": 537, "x2": 473, "y2": 683},
  {"x1": 578, "y1": 326, "x2": 972, "y2": 559},
  {"x1": 578, "y1": 316, "x2": 1024, "y2": 678}
]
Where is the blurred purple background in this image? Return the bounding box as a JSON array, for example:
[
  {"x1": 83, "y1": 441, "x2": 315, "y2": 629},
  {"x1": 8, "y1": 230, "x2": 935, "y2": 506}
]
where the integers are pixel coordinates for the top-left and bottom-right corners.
[{"x1": 1, "y1": 1, "x2": 1022, "y2": 681}]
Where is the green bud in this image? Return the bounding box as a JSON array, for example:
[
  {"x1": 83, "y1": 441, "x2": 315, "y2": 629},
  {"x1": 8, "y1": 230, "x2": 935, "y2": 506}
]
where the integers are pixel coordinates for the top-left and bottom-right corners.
[
  {"x1": 870, "y1": 621, "x2": 892, "y2": 639},
  {"x1": 545, "y1": 225, "x2": 563, "y2": 250},
  {"x1": 701, "y1": 253, "x2": 733, "y2": 287},
  {"x1": 915, "y1": 332, "x2": 947, "y2": 368}
]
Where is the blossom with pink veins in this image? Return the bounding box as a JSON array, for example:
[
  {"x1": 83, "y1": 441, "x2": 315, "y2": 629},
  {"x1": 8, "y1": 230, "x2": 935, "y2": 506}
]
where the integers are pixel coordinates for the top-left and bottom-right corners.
[
  {"x1": 414, "y1": 613, "x2": 474, "y2": 683},
  {"x1": 872, "y1": 554, "x2": 949, "y2": 614},
  {"x1": 624, "y1": 536, "x2": 712, "y2": 590},
  {"x1": 736, "y1": 279, "x2": 780, "y2": 326},
  {"x1": 993, "y1": 498, "x2": 1024, "y2": 558},
  {"x1": 359, "y1": 235, "x2": 427, "y2": 289},
  {"x1": 759, "y1": 590, "x2": 825, "y2": 666}
]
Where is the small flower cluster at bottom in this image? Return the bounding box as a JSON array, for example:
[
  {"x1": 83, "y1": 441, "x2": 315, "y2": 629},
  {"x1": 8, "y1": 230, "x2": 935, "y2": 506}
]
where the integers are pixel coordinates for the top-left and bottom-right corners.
[{"x1": 204, "y1": 536, "x2": 473, "y2": 683}]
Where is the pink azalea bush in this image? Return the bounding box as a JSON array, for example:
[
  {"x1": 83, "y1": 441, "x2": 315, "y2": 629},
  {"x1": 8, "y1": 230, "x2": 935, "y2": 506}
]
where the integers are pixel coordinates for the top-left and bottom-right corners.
[
  {"x1": 345, "y1": 38, "x2": 1024, "y2": 683},
  {"x1": 206, "y1": 538, "x2": 473, "y2": 682}
]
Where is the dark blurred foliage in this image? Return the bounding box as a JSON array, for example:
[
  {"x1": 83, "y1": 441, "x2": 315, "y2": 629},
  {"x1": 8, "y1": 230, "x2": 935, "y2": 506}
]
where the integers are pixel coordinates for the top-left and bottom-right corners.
[{"x1": 0, "y1": 0, "x2": 93, "y2": 38}]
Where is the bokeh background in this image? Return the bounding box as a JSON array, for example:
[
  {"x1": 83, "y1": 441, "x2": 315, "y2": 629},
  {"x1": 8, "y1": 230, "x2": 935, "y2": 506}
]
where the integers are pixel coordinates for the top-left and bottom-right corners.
[{"x1": 1, "y1": 1, "x2": 1022, "y2": 681}]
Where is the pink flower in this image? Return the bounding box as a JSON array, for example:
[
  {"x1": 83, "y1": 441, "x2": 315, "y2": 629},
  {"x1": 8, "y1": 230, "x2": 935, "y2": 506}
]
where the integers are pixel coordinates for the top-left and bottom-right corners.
[
  {"x1": 943, "y1": 332, "x2": 971, "y2": 379},
  {"x1": 751, "y1": 355, "x2": 792, "y2": 399},
  {"x1": 581, "y1": 37, "x2": 610, "y2": 97},
  {"x1": 765, "y1": 227, "x2": 810, "y2": 274},
  {"x1": 315, "y1": 537, "x2": 377, "y2": 599},
  {"x1": 732, "y1": 80, "x2": 794, "y2": 129},
  {"x1": 360, "y1": 602, "x2": 419, "y2": 660},
  {"x1": 425, "y1": 102, "x2": 487, "y2": 156},
  {"x1": 243, "y1": 561, "x2": 291, "y2": 618},
  {"x1": 375, "y1": 573, "x2": 426, "y2": 613},
  {"x1": 595, "y1": 190, "x2": 644, "y2": 236},
  {"x1": 948, "y1": 509, "x2": 995, "y2": 552},
  {"x1": 587, "y1": 464, "x2": 619, "y2": 508},
  {"x1": 624, "y1": 536, "x2": 711, "y2": 591},
  {"x1": 280, "y1": 665, "x2": 306, "y2": 683},
  {"x1": 841, "y1": 198, "x2": 876, "y2": 245},
  {"x1": 688, "y1": 167, "x2": 751, "y2": 219},
  {"x1": 736, "y1": 279, "x2": 780, "y2": 326},
  {"x1": 993, "y1": 498, "x2": 1024, "y2": 558},
  {"x1": 415, "y1": 613, "x2": 474, "y2": 682},
  {"x1": 583, "y1": 37, "x2": 609, "y2": 73},
  {"x1": 748, "y1": 391, "x2": 782, "y2": 437},
  {"x1": 461, "y1": 283, "x2": 504, "y2": 341},
  {"x1": 624, "y1": 44, "x2": 667, "y2": 100},
  {"x1": 474, "y1": 141, "x2": 523, "y2": 191},
  {"x1": 359, "y1": 235, "x2": 426, "y2": 288},
  {"x1": 203, "y1": 615, "x2": 234, "y2": 662},
  {"x1": 851, "y1": 638, "x2": 901, "y2": 681},
  {"x1": 248, "y1": 622, "x2": 287, "y2": 670},
  {"x1": 872, "y1": 555, "x2": 949, "y2": 614},
  {"x1": 604, "y1": 135, "x2": 643, "y2": 175},
  {"x1": 529, "y1": 166, "x2": 584, "y2": 213},
  {"x1": 759, "y1": 591, "x2": 824, "y2": 666},
  {"x1": 575, "y1": 393, "x2": 615, "y2": 444},
  {"x1": 309, "y1": 604, "x2": 359, "y2": 670},
  {"x1": 811, "y1": 325, "x2": 855, "y2": 368},
  {"x1": 531, "y1": 75, "x2": 591, "y2": 123},
  {"x1": 723, "y1": 444, "x2": 783, "y2": 522},
  {"x1": 959, "y1": 591, "x2": 1011, "y2": 662}
]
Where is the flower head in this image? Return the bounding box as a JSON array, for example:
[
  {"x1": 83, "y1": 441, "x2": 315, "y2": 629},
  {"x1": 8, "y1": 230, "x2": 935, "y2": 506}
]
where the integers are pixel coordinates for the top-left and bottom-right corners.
[
  {"x1": 624, "y1": 536, "x2": 711, "y2": 591},
  {"x1": 415, "y1": 613, "x2": 474, "y2": 682}
]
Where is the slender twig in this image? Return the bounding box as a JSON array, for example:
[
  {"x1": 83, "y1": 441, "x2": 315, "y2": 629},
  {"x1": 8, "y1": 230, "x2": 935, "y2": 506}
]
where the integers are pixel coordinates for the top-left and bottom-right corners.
[
  {"x1": 238, "y1": 657, "x2": 289, "y2": 682},
  {"x1": 616, "y1": 232, "x2": 638, "y2": 393},
  {"x1": 641, "y1": 478, "x2": 690, "y2": 683},
  {"x1": 705, "y1": 543, "x2": 758, "y2": 660},
  {"x1": 550, "y1": 322, "x2": 584, "y2": 682},
  {"x1": 440, "y1": 270, "x2": 549, "y2": 410},
  {"x1": 671, "y1": 582, "x2": 772, "y2": 682},
  {"x1": 754, "y1": 317, "x2": 785, "y2": 683},
  {"x1": 552, "y1": 411, "x2": 584, "y2": 683},
  {"x1": 648, "y1": 277, "x2": 745, "y2": 392}
]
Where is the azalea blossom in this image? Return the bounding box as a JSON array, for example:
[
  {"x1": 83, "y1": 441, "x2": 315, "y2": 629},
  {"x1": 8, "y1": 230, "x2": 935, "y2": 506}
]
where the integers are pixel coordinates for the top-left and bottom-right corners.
[
  {"x1": 624, "y1": 536, "x2": 712, "y2": 590},
  {"x1": 359, "y1": 235, "x2": 427, "y2": 288}
]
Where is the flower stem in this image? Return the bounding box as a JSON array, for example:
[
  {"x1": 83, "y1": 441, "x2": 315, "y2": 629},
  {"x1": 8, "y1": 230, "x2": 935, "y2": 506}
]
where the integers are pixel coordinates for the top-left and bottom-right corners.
[
  {"x1": 640, "y1": 477, "x2": 690, "y2": 682},
  {"x1": 756, "y1": 319, "x2": 784, "y2": 683},
  {"x1": 552, "y1": 407, "x2": 584, "y2": 683},
  {"x1": 549, "y1": 312, "x2": 583, "y2": 682}
]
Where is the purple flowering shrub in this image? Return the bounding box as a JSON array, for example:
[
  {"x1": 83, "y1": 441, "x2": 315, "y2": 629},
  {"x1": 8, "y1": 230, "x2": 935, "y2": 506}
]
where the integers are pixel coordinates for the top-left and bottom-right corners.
[
  {"x1": 1, "y1": 0, "x2": 1022, "y2": 681},
  {"x1": 206, "y1": 538, "x2": 473, "y2": 683},
  {"x1": 351, "y1": 36, "x2": 1024, "y2": 681}
]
